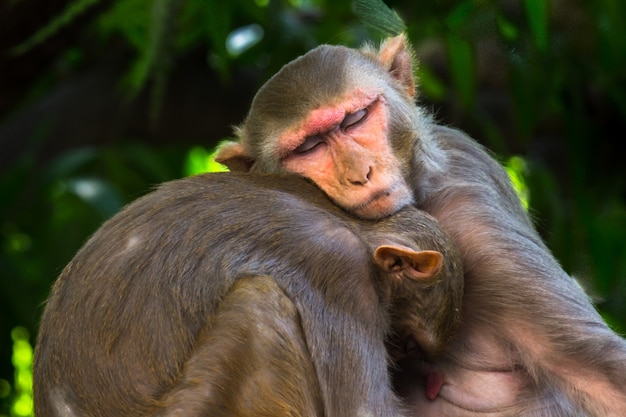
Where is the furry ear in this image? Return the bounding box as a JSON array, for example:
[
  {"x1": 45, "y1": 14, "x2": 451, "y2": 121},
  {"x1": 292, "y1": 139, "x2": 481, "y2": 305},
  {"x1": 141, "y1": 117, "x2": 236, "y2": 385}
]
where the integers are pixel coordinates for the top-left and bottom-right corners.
[
  {"x1": 214, "y1": 141, "x2": 255, "y2": 172},
  {"x1": 377, "y1": 34, "x2": 416, "y2": 99},
  {"x1": 373, "y1": 245, "x2": 442, "y2": 281}
]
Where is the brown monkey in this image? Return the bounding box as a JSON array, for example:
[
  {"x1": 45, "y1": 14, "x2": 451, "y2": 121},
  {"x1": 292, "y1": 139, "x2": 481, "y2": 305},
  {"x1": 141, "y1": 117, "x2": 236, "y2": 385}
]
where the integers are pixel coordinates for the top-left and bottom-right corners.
[
  {"x1": 33, "y1": 172, "x2": 463, "y2": 417},
  {"x1": 216, "y1": 35, "x2": 626, "y2": 416}
]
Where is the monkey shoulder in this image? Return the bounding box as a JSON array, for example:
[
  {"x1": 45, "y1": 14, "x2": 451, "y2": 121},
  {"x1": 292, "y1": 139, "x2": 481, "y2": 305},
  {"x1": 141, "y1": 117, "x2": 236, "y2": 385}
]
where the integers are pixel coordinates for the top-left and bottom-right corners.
[
  {"x1": 415, "y1": 124, "x2": 523, "y2": 212},
  {"x1": 140, "y1": 172, "x2": 368, "y2": 271}
]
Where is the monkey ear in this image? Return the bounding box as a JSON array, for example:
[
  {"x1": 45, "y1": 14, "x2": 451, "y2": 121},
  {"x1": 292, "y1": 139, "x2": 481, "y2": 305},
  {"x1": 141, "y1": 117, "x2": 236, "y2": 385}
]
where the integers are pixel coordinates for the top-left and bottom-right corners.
[
  {"x1": 374, "y1": 245, "x2": 442, "y2": 281},
  {"x1": 377, "y1": 34, "x2": 416, "y2": 99},
  {"x1": 214, "y1": 141, "x2": 255, "y2": 172}
]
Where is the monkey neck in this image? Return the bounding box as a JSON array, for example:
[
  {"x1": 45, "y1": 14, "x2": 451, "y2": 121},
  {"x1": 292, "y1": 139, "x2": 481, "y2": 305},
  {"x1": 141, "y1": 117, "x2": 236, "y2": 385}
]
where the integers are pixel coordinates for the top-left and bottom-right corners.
[{"x1": 409, "y1": 130, "x2": 448, "y2": 207}]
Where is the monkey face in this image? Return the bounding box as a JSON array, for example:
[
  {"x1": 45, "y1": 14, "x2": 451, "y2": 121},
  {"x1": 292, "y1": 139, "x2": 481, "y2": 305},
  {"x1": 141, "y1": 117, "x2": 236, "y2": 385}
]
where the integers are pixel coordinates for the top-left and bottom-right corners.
[
  {"x1": 215, "y1": 38, "x2": 418, "y2": 219},
  {"x1": 276, "y1": 92, "x2": 414, "y2": 219}
]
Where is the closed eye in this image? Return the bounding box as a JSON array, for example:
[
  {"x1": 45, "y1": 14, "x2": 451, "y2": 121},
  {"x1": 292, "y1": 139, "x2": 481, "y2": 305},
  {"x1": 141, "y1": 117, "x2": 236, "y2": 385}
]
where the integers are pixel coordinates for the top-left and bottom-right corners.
[
  {"x1": 294, "y1": 135, "x2": 325, "y2": 155},
  {"x1": 340, "y1": 108, "x2": 368, "y2": 131}
]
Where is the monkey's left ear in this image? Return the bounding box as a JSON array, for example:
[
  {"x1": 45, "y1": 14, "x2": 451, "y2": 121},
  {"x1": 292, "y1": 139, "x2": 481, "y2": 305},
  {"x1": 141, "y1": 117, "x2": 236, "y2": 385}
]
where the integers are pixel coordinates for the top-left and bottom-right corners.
[
  {"x1": 214, "y1": 141, "x2": 255, "y2": 172},
  {"x1": 374, "y1": 245, "x2": 442, "y2": 280},
  {"x1": 377, "y1": 34, "x2": 416, "y2": 99}
]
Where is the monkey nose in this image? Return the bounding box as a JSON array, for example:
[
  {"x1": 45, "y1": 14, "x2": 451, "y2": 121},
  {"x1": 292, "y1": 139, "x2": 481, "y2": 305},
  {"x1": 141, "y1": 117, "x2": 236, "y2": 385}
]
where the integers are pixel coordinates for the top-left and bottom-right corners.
[{"x1": 347, "y1": 167, "x2": 372, "y2": 186}]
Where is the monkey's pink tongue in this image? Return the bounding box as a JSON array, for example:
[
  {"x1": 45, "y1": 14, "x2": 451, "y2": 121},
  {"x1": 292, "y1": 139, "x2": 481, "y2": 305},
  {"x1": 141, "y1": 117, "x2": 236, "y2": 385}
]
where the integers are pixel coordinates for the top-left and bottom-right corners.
[{"x1": 425, "y1": 372, "x2": 445, "y2": 400}]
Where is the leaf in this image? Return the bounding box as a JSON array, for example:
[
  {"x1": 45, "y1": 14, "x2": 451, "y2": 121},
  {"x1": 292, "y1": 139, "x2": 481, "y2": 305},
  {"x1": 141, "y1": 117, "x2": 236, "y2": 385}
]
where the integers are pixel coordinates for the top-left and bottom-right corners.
[
  {"x1": 496, "y1": 14, "x2": 519, "y2": 42},
  {"x1": 11, "y1": 0, "x2": 100, "y2": 55},
  {"x1": 416, "y1": 65, "x2": 447, "y2": 101},
  {"x1": 446, "y1": 34, "x2": 475, "y2": 109},
  {"x1": 524, "y1": 0, "x2": 548, "y2": 51},
  {"x1": 184, "y1": 146, "x2": 229, "y2": 176},
  {"x1": 63, "y1": 178, "x2": 124, "y2": 218},
  {"x1": 352, "y1": 0, "x2": 406, "y2": 37},
  {"x1": 505, "y1": 156, "x2": 530, "y2": 211}
]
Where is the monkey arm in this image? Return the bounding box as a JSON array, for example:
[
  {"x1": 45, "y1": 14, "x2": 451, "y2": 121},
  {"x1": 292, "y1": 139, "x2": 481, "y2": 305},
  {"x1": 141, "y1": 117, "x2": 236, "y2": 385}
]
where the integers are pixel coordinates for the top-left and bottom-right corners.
[
  {"x1": 157, "y1": 275, "x2": 324, "y2": 417},
  {"x1": 415, "y1": 125, "x2": 626, "y2": 416}
]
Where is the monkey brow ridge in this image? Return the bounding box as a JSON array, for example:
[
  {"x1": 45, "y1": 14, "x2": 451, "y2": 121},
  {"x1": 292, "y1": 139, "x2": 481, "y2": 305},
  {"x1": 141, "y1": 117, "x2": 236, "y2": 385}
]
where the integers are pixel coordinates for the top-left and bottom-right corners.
[{"x1": 278, "y1": 90, "x2": 380, "y2": 155}]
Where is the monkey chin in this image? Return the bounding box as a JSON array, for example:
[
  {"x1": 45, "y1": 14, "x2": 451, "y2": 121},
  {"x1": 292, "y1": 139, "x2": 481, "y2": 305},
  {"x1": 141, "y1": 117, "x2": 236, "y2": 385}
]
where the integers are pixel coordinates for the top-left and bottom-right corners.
[{"x1": 347, "y1": 187, "x2": 414, "y2": 220}]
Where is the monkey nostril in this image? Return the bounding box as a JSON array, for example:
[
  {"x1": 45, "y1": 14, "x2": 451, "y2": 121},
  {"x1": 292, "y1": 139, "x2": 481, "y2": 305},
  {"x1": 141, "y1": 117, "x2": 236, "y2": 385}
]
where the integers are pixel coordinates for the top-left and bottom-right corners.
[
  {"x1": 349, "y1": 176, "x2": 367, "y2": 186},
  {"x1": 347, "y1": 167, "x2": 372, "y2": 186}
]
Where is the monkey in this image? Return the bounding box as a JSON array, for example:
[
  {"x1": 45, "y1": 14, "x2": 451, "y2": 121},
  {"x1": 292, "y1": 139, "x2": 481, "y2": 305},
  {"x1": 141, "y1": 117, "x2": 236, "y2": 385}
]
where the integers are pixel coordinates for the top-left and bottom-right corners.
[
  {"x1": 215, "y1": 34, "x2": 626, "y2": 416},
  {"x1": 33, "y1": 171, "x2": 464, "y2": 417}
]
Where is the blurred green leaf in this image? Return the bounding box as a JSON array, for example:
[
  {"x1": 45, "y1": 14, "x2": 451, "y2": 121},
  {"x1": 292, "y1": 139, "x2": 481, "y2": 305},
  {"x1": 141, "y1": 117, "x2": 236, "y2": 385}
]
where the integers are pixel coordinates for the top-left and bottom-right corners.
[
  {"x1": 97, "y1": 0, "x2": 150, "y2": 49},
  {"x1": 353, "y1": 0, "x2": 406, "y2": 37},
  {"x1": 184, "y1": 146, "x2": 229, "y2": 176},
  {"x1": 524, "y1": 0, "x2": 548, "y2": 51},
  {"x1": 505, "y1": 156, "x2": 530, "y2": 211},
  {"x1": 445, "y1": 0, "x2": 474, "y2": 32},
  {"x1": 416, "y1": 65, "x2": 447, "y2": 101},
  {"x1": 60, "y1": 178, "x2": 124, "y2": 219},
  {"x1": 496, "y1": 14, "x2": 519, "y2": 42},
  {"x1": 11, "y1": 0, "x2": 100, "y2": 55},
  {"x1": 45, "y1": 148, "x2": 98, "y2": 180},
  {"x1": 446, "y1": 34, "x2": 475, "y2": 108},
  {"x1": 11, "y1": 327, "x2": 33, "y2": 417}
]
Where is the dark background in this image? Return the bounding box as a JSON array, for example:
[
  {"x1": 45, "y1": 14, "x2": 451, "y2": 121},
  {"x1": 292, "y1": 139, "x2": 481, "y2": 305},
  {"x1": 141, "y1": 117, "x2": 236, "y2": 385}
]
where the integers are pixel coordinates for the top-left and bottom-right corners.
[{"x1": 1, "y1": 0, "x2": 625, "y2": 414}]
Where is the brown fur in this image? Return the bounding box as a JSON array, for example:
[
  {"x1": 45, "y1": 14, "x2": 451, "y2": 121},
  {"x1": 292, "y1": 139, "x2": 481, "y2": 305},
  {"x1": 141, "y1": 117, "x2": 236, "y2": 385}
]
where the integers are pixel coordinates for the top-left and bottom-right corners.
[
  {"x1": 217, "y1": 34, "x2": 626, "y2": 416},
  {"x1": 33, "y1": 172, "x2": 463, "y2": 417}
]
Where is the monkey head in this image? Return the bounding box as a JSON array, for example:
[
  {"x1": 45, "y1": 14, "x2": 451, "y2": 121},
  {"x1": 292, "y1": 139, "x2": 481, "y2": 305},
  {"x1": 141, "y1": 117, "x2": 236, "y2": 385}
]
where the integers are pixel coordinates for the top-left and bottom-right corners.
[
  {"x1": 365, "y1": 207, "x2": 464, "y2": 358},
  {"x1": 216, "y1": 35, "x2": 425, "y2": 220}
]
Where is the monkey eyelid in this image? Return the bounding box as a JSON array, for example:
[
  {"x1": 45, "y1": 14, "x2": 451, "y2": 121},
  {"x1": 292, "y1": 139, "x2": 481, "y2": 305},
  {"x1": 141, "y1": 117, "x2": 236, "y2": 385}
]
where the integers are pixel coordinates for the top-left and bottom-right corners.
[
  {"x1": 285, "y1": 97, "x2": 378, "y2": 158},
  {"x1": 291, "y1": 106, "x2": 369, "y2": 155},
  {"x1": 293, "y1": 135, "x2": 326, "y2": 155},
  {"x1": 342, "y1": 96, "x2": 381, "y2": 132},
  {"x1": 340, "y1": 108, "x2": 368, "y2": 131}
]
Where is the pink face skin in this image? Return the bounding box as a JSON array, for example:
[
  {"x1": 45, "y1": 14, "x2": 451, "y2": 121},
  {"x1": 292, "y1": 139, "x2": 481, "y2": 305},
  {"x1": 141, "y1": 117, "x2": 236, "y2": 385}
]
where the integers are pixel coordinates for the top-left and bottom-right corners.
[
  {"x1": 279, "y1": 90, "x2": 414, "y2": 219},
  {"x1": 400, "y1": 326, "x2": 528, "y2": 416}
]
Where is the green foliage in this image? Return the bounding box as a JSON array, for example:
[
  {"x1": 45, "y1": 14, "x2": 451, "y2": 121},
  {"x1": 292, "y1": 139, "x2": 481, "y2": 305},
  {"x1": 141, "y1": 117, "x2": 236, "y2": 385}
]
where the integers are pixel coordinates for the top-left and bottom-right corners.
[
  {"x1": 353, "y1": 0, "x2": 406, "y2": 36},
  {"x1": 445, "y1": 34, "x2": 475, "y2": 109},
  {"x1": 184, "y1": 146, "x2": 229, "y2": 176},
  {"x1": 10, "y1": 0, "x2": 100, "y2": 56},
  {"x1": 524, "y1": 0, "x2": 548, "y2": 51},
  {"x1": 10, "y1": 328, "x2": 33, "y2": 417},
  {"x1": 0, "y1": 328, "x2": 34, "y2": 417},
  {"x1": 505, "y1": 156, "x2": 530, "y2": 211}
]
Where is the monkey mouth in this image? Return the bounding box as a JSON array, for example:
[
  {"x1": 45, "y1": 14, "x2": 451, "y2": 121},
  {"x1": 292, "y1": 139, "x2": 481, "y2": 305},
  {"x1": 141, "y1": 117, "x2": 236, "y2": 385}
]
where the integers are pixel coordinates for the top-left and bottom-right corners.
[
  {"x1": 413, "y1": 361, "x2": 524, "y2": 412},
  {"x1": 348, "y1": 189, "x2": 394, "y2": 218},
  {"x1": 425, "y1": 372, "x2": 446, "y2": 401},
  {"x1": 348, "y1": 185, "x2": 412, "y2": 219}
]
